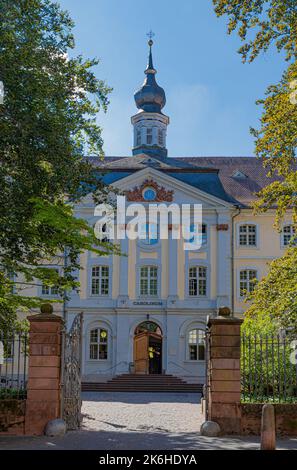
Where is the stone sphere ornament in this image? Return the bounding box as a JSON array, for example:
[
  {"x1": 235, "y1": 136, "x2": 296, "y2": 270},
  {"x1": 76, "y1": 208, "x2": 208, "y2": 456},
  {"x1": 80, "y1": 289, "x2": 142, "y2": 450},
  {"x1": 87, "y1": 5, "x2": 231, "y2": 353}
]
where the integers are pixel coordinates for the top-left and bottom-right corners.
[
  {"x1": 40, "y1": 303, "x2": 53, "y2": 315},
  {"x1": 218, "y1": 306, "x2": 231, "y2": 317},
  {"x1": 200, "y1": 421, "x2": 221, "y2": 437},
  {"x1": 45, "y1": 419, "x2": 66, "y2": 437}
]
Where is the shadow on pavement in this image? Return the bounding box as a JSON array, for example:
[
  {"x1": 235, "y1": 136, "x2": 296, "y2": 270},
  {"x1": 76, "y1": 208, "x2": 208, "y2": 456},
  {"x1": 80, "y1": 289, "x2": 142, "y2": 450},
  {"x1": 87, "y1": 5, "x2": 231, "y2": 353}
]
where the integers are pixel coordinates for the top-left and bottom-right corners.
[
  {"x1": 0, "y1": 427, "x2": 296, "y2": 451},
  {"x1": 81, "y1": 391, "x2": 202, "y2": 405}
]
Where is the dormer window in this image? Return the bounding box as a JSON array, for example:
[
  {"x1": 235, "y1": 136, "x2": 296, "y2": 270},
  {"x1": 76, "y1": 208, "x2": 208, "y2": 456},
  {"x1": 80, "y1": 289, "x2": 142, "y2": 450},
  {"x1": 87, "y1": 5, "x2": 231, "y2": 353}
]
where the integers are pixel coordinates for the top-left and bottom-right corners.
[
  {"x1": 146, "y1": 128, "x2": 153, "y2": 145},
  {"x1": 232, "y1": 170, "x2": 247, "y2": 179}
]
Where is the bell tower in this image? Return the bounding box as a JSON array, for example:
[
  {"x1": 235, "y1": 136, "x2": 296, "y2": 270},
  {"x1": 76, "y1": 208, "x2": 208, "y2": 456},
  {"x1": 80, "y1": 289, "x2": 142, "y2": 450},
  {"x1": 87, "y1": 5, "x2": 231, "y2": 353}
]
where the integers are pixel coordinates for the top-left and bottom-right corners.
[{"x1": 131, "y1": 33, "x2": 169, "y2": 158}]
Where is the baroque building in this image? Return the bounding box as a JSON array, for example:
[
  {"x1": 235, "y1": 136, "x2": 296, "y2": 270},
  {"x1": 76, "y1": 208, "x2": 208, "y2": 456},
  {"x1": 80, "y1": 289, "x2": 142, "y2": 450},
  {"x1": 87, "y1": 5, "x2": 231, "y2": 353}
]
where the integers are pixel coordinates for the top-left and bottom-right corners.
[{"x1": 18, "y1": 40, "x2": 294, "y2": 384}]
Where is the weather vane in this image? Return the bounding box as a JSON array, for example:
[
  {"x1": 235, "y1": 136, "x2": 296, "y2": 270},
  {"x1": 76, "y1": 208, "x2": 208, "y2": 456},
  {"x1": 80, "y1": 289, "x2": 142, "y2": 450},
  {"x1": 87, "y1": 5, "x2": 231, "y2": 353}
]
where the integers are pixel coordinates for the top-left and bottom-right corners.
[{"x1": 147, "y1": 30, "x2": 155, "y2": 46}]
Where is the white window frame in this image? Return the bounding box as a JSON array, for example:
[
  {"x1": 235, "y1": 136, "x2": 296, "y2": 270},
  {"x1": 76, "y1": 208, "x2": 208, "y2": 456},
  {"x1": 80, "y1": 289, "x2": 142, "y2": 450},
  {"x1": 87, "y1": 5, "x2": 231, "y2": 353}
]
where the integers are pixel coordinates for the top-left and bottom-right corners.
[
  {"x1": 238, "y1": 269, "x2": 258, "y2": 298},
  {"x1": 139, "y1": 265, "x2": 158, "y2": 297},
  {"x1": 281, "y1": 224, "x2": 296, "y2": 248},
  {"x1": 146, "y1": 127, "x2": 153, "y2": 145},
  {"x1": 188, "y1": 266, "x2": 207, "y2": 297},
  {"x1": 237, "y1": 223, "x2": 258, "y2": 248},
  {"x1": 41, "y1": 268, "x2": 59, "y2": 297},
  {"x1": 158, "y1": 128, "x2": 164, "y2": 146},
  {"x1": 89, "y1": 327, "x2": 109, "y2": 361},
  {"x1": 136, "y1": 128, "x2": 141, "y2": 146},
  {"x1": 187, "y1": 328, "x2": 206, "y2": 361},
  {"x1": 91, "y1": 265, "x2": 110, "y2": 296}
]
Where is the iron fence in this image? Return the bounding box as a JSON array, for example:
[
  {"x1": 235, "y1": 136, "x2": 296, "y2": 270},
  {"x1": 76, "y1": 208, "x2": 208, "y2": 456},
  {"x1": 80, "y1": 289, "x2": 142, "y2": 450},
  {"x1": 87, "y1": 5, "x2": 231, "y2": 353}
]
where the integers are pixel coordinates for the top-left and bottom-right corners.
[
  {"x1": 0, "y1": 330, "x2": 28, "y2": 399},
  {"x1": 241, "y1": 334, "x2": 297, "y2": 403}
]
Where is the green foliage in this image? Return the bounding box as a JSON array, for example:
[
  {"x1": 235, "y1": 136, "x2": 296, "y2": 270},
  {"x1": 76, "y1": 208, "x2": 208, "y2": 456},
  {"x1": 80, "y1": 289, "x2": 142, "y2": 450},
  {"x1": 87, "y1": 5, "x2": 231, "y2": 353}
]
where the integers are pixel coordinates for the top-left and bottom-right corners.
[
  {"x1": 0, "y1": 271, "x2": 31, "y2": 332},
  {"x1": 244, "y1": 248, "x2": 297, "y2": 336},
  {"x1": 252, "y1": 62, "x2": 297, "y2": 227},
  {"x1": 0, "y1": 388, "x2": 27, "y2": 400},
  {"x1": 241, "y1": 333, "x2": 297, "y2": 403},
  {"x1": 213, "y1": 0, "x2": 297, "y2": 63},
  {"x1": 0, "y1": 1, "x2": 120, "y2": 328},
  {"x1": 213, "y1": 1, "x2": 297, "y2": 333}
]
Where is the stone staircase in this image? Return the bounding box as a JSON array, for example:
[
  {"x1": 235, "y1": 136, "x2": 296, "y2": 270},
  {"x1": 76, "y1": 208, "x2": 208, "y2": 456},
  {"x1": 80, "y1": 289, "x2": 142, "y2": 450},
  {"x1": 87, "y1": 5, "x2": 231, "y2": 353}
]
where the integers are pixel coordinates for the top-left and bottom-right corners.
[{"x1": 82, "y1": 374, "x2": 204, "y2": 393}]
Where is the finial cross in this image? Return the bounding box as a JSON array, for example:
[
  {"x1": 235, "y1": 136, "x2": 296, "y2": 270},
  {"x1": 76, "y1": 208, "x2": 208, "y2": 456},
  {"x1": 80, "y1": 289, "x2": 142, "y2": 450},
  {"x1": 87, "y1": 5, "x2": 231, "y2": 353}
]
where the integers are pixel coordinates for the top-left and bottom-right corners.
[{"x1": 147, "y1": 30, "x2": 155, "y2": 41}]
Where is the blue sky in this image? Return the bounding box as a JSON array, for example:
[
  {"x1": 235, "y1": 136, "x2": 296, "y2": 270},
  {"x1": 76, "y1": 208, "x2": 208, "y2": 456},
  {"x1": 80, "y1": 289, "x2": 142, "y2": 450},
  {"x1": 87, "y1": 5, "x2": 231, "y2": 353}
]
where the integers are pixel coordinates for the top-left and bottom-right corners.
[{"x1": 59, "y1": 0, "x2": 284, "y2": 157}]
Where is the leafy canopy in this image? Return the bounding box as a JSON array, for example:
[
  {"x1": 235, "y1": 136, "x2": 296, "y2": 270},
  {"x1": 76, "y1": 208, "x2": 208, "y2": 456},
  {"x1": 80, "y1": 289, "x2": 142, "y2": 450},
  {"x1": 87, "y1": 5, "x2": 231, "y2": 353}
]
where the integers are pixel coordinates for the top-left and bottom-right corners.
[
  {"x1": 0, "y1": 0, "x2": 120, "y2": 326},
  {"x1": 213, "y1": 0, "x2": 297, "y2": 63},
  {"x1": 213, "y1": 1, "x2": 297, "y2": 332}
]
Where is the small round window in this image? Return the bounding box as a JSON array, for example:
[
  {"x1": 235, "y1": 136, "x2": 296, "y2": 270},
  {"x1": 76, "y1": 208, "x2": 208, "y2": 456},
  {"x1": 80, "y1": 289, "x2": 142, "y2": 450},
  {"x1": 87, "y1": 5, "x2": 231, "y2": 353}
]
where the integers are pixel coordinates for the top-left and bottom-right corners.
[{"x1": 143, "y1": 187, "x2": 156, "y2": 201}]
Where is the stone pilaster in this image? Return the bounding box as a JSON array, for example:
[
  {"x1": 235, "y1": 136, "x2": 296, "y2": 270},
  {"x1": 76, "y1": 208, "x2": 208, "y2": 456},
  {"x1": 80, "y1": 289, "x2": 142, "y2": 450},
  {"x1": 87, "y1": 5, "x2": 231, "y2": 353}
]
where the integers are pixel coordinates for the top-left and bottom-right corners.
[
  {"x1": 208, "y1": 316, "x2": 243, "y2": 434},
  {"x1": 25, "y1": 313, "x2": 63, "y2": 435}
]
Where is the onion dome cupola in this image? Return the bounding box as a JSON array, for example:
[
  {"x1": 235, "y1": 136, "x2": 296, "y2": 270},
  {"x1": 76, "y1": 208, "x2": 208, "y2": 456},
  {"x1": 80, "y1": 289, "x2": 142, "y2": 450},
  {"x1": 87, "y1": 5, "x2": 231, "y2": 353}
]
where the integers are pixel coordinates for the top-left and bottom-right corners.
[{"x1": 131, "y1": 34, "x2": 169, "y2": 159}]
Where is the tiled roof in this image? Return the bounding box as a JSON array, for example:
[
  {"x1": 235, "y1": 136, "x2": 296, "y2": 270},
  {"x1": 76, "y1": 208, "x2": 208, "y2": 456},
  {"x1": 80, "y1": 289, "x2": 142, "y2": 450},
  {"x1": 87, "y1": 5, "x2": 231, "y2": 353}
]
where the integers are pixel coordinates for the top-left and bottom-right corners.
[
  {"x1": 86, "y1": 156, "x2": 279, "y2": 207},
  {"x1": 177, "y1": 157, "x2": 278, "y2": 206}
]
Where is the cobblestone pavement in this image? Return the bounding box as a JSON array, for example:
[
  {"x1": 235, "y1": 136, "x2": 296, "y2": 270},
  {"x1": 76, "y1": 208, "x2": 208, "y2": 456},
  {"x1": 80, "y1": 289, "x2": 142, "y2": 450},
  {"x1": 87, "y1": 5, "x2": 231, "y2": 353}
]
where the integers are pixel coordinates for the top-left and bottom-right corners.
[{"x1": 0, "y1": 392, "x2": 296, "y2": 450}]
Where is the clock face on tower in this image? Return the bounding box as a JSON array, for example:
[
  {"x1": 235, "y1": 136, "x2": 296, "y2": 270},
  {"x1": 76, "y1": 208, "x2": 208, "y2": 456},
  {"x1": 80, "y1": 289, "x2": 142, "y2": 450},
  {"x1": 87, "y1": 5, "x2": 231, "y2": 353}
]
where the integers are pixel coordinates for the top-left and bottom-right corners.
[{"x1": 143, "y1": 187, "x2": 157, "y2": 201}]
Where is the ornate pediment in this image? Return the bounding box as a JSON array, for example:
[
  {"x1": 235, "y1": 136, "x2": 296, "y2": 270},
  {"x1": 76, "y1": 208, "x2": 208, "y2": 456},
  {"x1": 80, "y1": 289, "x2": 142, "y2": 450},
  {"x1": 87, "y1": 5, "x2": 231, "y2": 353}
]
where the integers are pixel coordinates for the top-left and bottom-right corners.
[{"x1": 125, "y1": 179, "x2": 174, "y2": 202}]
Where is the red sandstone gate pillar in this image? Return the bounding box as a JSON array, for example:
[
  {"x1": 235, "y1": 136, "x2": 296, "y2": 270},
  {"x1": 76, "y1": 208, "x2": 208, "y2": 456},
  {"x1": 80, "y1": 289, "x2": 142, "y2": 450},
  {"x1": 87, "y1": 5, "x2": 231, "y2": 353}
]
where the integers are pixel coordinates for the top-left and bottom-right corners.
[
  {"x1": 207, "y1": 314, "x2": 243, "y2": 434},
  {"x1": 25, "y1": 306, "x2": 63, "y2": 435}
]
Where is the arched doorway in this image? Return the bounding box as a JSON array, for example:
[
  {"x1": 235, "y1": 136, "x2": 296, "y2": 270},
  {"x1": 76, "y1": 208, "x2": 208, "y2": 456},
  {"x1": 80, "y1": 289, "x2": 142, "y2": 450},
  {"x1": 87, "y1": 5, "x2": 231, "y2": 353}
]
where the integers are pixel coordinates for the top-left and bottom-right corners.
[{"x1": 133, "y1": 321, "x2": 162, "y2": 375}]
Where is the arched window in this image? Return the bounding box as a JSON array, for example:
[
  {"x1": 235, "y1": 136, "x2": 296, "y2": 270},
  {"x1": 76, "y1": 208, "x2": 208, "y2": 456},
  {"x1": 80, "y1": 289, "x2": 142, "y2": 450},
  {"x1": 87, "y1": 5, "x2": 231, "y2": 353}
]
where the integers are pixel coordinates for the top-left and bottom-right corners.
[
  {"x1": 282, "y1": 224, "x2": 296, "y2": 246},
  {"x1": 239, "y1": 224, "x2": 257, "y2": 246},
  {"x1": 188, "y1": 329, "x2": 205, "y2": 361},
  {"x1": 89, "y1": 328, "x2": 108, "y2": 360},
  {"x1": 188, "y1": 266, "x2": 207, "y2": 296},
  {"x1": 135, "y1": 321, "x2": 162, "y2": 336}
]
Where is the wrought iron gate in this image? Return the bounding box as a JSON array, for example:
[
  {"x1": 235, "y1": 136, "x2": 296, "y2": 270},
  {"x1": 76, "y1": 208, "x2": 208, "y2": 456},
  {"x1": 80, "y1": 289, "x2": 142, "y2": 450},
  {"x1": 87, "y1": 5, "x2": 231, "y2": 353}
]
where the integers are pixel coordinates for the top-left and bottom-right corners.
[{"x1": 62, "y1": 312, "x2": 83, "y2": 430}]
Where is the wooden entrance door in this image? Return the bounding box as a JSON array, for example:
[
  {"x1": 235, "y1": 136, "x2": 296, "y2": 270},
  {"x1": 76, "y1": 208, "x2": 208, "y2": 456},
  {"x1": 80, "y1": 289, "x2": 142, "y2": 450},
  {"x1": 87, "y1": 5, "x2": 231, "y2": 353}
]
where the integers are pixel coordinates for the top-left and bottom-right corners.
[{"x1": 134, "y1": 332, "x2": 149, "y2": 374}]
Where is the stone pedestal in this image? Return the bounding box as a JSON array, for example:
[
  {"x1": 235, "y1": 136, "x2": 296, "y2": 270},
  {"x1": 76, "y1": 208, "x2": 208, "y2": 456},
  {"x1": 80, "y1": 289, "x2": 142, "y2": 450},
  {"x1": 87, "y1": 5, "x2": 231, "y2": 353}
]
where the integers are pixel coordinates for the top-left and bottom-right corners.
[
  {"x1": 25, "y1": 313, "x2": 63, "y2": 435},
  {"x1": 207, "y1": 316, "x2": 243, "y2": 434}
]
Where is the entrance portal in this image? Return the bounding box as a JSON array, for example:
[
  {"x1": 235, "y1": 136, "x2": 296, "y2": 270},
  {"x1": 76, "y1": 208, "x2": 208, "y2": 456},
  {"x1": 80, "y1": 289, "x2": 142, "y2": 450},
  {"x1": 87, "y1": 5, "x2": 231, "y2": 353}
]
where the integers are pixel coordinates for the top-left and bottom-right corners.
[{"x1": 134, "y1": 321, "x2": 162, "y2": 375}]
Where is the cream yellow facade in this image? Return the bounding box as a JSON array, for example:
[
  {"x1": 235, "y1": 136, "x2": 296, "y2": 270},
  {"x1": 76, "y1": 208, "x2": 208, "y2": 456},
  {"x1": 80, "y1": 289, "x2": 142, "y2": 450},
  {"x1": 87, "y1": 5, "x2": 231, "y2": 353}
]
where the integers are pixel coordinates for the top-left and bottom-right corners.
[{"x1": 233, "y1": 209, "x2": 292, "y2": 315}]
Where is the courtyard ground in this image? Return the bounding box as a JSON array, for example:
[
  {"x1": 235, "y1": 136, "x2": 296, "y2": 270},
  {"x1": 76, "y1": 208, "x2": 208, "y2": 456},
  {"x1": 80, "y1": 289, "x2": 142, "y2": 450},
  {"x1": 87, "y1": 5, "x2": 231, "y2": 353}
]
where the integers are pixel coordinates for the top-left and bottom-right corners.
[{"x1": 0, "y1": 392, "x2": 296, "y2": 450}]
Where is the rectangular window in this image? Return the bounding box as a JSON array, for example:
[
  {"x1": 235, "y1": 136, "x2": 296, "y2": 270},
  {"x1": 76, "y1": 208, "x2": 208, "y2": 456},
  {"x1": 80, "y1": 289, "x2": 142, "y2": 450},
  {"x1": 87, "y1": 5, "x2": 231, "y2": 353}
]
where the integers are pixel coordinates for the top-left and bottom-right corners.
[
  {"x1": 188, "y1": 329, "x2": 205, "y2": 361},
  {"x1": 239, "y1": 270, "x2": 257, "y2": 297},
  {"x1": 146, "y1": 128, "x2": 152, "y2": 145},
  {"x1": 158, "y1": 129, "x2": 164, "y2": 146},
  {"x1": 136, "y1": 129, "x2": 141, "y2": 146},
  {"x1": 89, "y1": 328, "x2": 108, "y2": 360},
  {"x1": 283, "y1": 225, "x2": 296, "y2": 246},
  {"x1": 239, "y1": 225, "x2": 257, "y2": 246},
  {"x1": 41, "y1": 269, "x2": 59, "y2": 296},
  {"x1": 140, "y1": 266, "x2": 158, "y2": 296},
  {"x1": 91, "y1": 266, "x2": 109, "y2": 296},
  {"x1": 188, "y1": 267, "x2": 207, "y2": 296}
]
